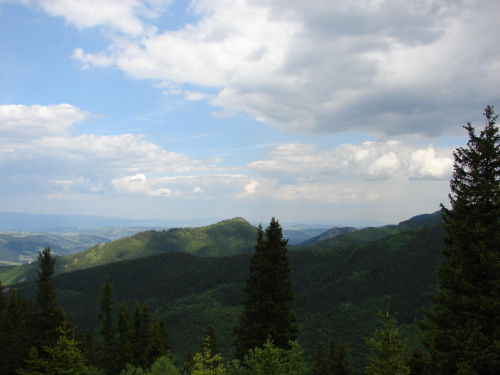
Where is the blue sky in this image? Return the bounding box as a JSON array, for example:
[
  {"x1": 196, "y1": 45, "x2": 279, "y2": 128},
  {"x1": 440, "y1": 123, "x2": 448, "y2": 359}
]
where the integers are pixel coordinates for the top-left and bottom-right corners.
[{"x1": 1, "y1": 0, "x2": 499, "y2": 226}]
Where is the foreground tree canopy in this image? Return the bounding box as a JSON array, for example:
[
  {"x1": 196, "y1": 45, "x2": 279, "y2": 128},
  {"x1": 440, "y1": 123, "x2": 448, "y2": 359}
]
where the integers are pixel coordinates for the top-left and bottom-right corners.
[{"x1": 421, "y1": 106, "x2": 500, "y2": 375}]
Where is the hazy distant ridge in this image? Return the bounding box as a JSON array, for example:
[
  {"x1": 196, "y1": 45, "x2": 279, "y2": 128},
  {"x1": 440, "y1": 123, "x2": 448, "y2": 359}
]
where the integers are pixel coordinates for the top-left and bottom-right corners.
[{"x1": 298, "y1": 227, "x2": 357, "y2": 246}]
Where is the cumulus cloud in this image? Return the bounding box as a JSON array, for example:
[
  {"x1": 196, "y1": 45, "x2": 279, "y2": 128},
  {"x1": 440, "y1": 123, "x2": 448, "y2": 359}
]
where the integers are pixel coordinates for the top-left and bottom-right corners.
[
  {"x1": 112, "y1": 173, "x2": 177, "y2": 197},
  {"x1": 36, "y1": 0, "x2": 170, "y2": 36},
  {"x1": 408, "y1": 146, "x2": 454, "y2": 180},
  {"x1": 0, "y1": 103, "x2": 92, "y2": 138},
  {"x1": 52, "y1": 0, "x2": 500, "y2": 137},
  {"x1": 0, "y1": 101, "x2": 456, "y2": 221},
  {"x1": 0, "y1": 104, "x2": 226, "y2": 197},
  {"x1": 248, "y1": 141, "x2": 454, "y2": 181}
]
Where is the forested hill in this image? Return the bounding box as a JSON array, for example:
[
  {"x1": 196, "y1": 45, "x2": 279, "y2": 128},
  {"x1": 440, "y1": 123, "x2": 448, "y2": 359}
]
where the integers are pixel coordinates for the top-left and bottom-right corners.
[
  {"x1": 0, "y1": 212, "x2": 441, "y2": 286},
  {"x1": 13, "y1": 217, "x2": 445, "y2": 372},
  {"x1": 294, "y1": 210, "x2": 441, "y2": 250},
  {"x1": 0, "y1": 217, "x2": 258, "y2": 285}
]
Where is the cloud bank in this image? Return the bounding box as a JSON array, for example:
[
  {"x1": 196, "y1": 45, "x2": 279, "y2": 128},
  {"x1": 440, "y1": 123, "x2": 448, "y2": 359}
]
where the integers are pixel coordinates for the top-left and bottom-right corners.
[{"x1": 0, "y1": 104, "x2": 453, "y2": 208}]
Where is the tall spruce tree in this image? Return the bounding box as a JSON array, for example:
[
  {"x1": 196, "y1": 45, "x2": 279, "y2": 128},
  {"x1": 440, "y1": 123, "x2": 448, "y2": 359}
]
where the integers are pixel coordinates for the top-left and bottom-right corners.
[
  {"x1": 97, "y1": 276, "x2": 117, "y2": 373},
  {"x1": 331, "y1": 338, "x2": 352, "y2": 375},
  {"x1": 31, "y1": 246, "x2": 66, "y2": 352},
  {"x1": 420, "y1": 106, "x2": 500, "y2": 375},
  {"x1": 234, "y1": 217, "x2": 297, "y2": 359},
  {"x1": 116, "y1": 302, "x2": 134, "y2": 371}
]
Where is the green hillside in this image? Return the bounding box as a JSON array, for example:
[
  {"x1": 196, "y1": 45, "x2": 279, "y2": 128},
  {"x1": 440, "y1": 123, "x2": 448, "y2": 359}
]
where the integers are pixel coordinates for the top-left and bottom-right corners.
[
  {"x1": 0, "y1": 233, "x2": 71, "y2": 266},
  {"x1": 12, "y1": 219, "x2": 444, "y2": 372},
  {"x1": 0, "y1": 217, "x2": 258, "y2": 285},
  {"x1": 294, "y1": 211, "x2": 441, "y2": 250},
  {"x1": 0, "y1": 227, "x2": 152, "y2": 266}
]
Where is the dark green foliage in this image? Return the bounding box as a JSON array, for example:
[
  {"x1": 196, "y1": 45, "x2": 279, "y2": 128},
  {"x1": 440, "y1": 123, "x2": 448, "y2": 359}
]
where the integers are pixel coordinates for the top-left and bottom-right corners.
[
  {"x1": 17, "y1": 324, "x2": 88, "y2": 375},
  {"x1": 148, "y1": 355, "x2": 180, "y2": 375},
  {"x1": 79, "y1": 328, "x2": 100, "y2": 368},
  {"x1": 312, "y1": 342, "x2": 331, "y2": 375},
  {"x1": 117, "y1": 302, "x2": 134, "y2": 367},
  {"x1": 97, "y1": 275, "x2": 117, "y2": 373},
  {"x1": 16, "y1": 347, "x2": 44, "y2": 375},
  {"x1": 234, "y1": 218, "x2": 297, "y2": 359},
  {"x1": 146, "y1": 312, "x2": 172, "y2": 366},
  {"x1": 364, "y1": 297, "x2": 410, "y2": 375},
  {"x1": 7, "y1": 213, "x2": 445, "y2": 372},
  {"x1": 242, "y1": 338, "x2": 309, "y2": 375},
  {"x1": 420, "y1": 106, "x2": 500, "y2": 375},
  {"x1": 43, "y1": 324, "x2": 89, "y2": 375},
  {"x1": 94, "y1": 279, "x2": 172, "y2": 373},
  {"x1": 311, "y1": 339, "x2": 352, "y2": 375},
  {"x1": 203, "y1": 325, "x2": 221, "y2": 369},
  {"x1": 192, "y1": 336, "x2": 226, "y2": 375},
  {"x1": 31, "y1": 246, "x2": 66, "y2": 352},
  {"x1": 0, "y1": 288, "x2": 33, "y2": 373},
  {"x1": 404, "y1": 347, "x2": 429, "y2": 375},
  {"x1": 330, "y1": 338, "x2": 352, "y2": 375},
  {"x1": 180, "y1": 348, "x2": 195, "y2": 375}
]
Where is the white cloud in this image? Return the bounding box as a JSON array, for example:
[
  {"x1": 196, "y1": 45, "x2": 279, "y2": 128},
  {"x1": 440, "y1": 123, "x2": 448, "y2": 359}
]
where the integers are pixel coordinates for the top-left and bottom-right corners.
[
  {"x1": 0, "y1": 100, "x2": 456, "y2": 222},
  {"x1": 409, "y1": 146, "x2": 454, "y2": 180},
  {"x1": 36, "y1": 0, "x2": 168, "y2": 36},
  {"x1": 0, "y1": 104, "x2": 228, "y2": 197},
  {"x1": 0, "y1": 103, "x2": 455, "y2": 215},
  {"x1": 248, "y1": 141, "x2": 453, "y2": 181},
  {"x1": 0, "y1": 103, "x2": 92, "y2": 138},
  {"x1": 185, "y1": 91, "x2": 212, "y2": 101},
  {"x1": 52, "y1": 0, "x2": 500, "y2": 137},
  {"x1": 112, "y1": 173, "x2": 177, "y2": 197}
]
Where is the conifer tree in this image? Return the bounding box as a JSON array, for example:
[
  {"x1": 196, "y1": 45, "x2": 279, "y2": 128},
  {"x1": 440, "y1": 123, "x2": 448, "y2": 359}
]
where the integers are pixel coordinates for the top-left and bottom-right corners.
[
  {"x1": 311, "y1": 339, "x2": 352, "y2": 375},
  {"x1": 311, "y1": 342, "x2": 331, "y2": 375},
  {"x1": 243, "y1": 337, "x2": 308, "y2": 375},
  {"x1": 234, "y1": 218, "x2": 297, "y2": 359},
  {"x1": 180, "y1": 348, "x2": 195, "y2": 375},
  {"x1": 16, "y1": 347, "x2": 44, "y2": 375},
  {"x1": 2, "y1": 289, "x2": 32, "y2": 373},
  {"x1": 199, "y1": 325, "x2": 221, "y2": 371},
  {"x1": 192, "y1": 336, "x2": 227, "y2": 375},
  {"x1": 148, "y1": 355, "x2": 180, "y2": 375},
  {"x1": 132, "y1": 301, "x2": 145, "y2": 367},
  {"x1": 18, "y1": 324, "x2": 88, "y2": 375},
  {"x1": 31, "y1": 246, "x2": 66, "y2": 352},
  {"x1": 364, "y1": 297, "x2": 410, "y2": 375},
  {"x1": 420, "y1": 106, "x2": 500, "y2": 374},
  {"x1": 97, "y1": 275, "x2": 117, "y2": 373},
  {"x1": 330, "y1": 338, "x2": 352, "y2": 375},
  {"x1": 147, "y1": 312, "x2": 172, "y2": 365},
  {"x1": 117, "y1": 302, "x2": 134, "y2": 370},
  {"x1": 43, "y1": 324, "x2": 88, "y2": 375}
]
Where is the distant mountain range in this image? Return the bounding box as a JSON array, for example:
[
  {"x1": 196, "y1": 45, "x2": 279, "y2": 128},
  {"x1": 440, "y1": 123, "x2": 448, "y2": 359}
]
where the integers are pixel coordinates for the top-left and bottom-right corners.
[
  {"x1": 298, "y1": 226, "x2": 358, "y2": 246},
  {"x1": 0, "y1": 212, "x2": 381, "y2": 267},
  {"x1": 0, "y1": 212, "x2": 222, "y2": 232},
  {"x1": 0, "y1": 211, "x2": 441, "y2": 286}
]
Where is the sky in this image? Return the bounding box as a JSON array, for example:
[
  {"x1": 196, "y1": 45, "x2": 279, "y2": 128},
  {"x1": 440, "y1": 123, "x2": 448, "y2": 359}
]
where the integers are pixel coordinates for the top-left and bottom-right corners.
[{"x1": 1, "y1": 0, "x2": 499, "y2": 227}]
